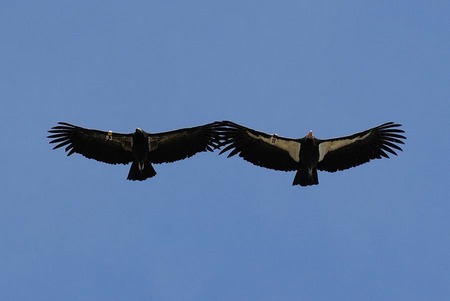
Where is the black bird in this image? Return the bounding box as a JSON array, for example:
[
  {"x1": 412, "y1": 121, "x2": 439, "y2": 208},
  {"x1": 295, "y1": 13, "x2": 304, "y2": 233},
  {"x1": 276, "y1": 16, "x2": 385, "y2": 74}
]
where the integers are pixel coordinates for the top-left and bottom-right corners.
[
  {"x1": 48, "y1": 122, "x2": 222, "y2": 181},
  {"x1": 219, "y1": 121, "x2": 406, "y2": 186}
]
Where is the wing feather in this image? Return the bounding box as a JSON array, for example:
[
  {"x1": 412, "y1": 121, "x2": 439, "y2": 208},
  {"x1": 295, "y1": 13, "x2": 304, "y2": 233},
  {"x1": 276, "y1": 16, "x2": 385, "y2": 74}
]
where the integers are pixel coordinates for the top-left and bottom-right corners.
[
  {"x1": 317, "y1": 122, "x2": 406, "y2": 172},
  {"x1": 219, "y1": 121, "x2": 298, "y2": 171},
  {"x1": 47, "y1": 122, "x2": 133, "y2": 164},
  {"x1": 148, "y1": 122, "x2": 222, "y2": 164}
]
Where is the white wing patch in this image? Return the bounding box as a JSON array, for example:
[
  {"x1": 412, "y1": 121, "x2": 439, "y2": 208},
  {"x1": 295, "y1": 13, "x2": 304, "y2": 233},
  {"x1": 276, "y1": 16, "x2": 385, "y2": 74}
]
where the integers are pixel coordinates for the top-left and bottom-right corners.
[
  {"x1": 247, "y1": 131, "x2": 300, "y2": 162},
  {"x1": 318, "y1": 132, "x2": 371, "y2": 162}
]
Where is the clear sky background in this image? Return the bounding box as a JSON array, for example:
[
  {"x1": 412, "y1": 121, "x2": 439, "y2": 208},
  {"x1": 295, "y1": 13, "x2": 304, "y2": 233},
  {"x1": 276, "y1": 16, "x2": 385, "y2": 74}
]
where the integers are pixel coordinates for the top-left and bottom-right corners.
[{"x1": 1, "y1": 1, "x2": 449, "y2": 300}]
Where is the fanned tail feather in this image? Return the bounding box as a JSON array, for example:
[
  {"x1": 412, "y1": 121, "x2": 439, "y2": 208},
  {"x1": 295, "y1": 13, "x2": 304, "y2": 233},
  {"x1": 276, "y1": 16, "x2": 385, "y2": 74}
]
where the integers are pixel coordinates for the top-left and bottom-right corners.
[
  {"x1": 127, "y1": 161, "x2": 157, "y2": 181},
  {"x1": 293, "y1": 166, "x2": 318, "y2": 186}
]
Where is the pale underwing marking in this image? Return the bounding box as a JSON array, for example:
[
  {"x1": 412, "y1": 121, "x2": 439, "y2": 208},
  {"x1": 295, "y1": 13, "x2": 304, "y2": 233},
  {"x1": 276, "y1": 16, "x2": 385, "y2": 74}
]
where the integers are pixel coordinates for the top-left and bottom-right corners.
[
  {"x1": 247, "y1": 131, "x2": 300, "y2": 162},
  {"x1": 318, "y1": 132, "x2": 371, "y2": 162}
]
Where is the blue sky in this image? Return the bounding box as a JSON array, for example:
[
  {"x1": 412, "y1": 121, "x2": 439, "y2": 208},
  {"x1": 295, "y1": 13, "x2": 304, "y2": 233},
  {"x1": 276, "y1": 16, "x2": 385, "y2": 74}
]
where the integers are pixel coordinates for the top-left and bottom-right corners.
[{"x1": 1, "y1": 0, "x2": 449, "y2": 300}]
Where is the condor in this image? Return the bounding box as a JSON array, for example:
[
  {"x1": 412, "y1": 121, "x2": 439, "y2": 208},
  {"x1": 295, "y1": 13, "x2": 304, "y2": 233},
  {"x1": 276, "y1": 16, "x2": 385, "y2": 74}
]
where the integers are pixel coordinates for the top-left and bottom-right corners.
[
  {"x1": 219, "y1": 121, "x2": 406, "y2": 186},
  {"x1": 48, "y1": 122, "x2": 222, "y2": 181}
]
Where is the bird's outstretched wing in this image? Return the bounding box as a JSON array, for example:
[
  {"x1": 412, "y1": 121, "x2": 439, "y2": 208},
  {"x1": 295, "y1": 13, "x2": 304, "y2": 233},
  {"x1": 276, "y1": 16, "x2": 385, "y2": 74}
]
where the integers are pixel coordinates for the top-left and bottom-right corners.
[
  {"x1": 48, "y1": 122, "x2": 134, "y2": 164},
  {"x1": 219, "y1": 121, "x2": 299, "y2": 171},
  {"x1": 148, "y1": 122, "x2": 222, "y2": 164},
  {"x1": 317, "y1": 122, "x2": 406, "y2": 172}
]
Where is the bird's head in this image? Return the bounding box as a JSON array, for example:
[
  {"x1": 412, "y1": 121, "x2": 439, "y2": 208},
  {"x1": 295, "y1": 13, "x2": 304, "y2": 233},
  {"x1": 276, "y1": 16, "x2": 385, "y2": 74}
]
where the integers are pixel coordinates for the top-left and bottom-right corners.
[
  {"x1": 133, "y1": 128, "x2": 146, "y2": 138},
  {"x1": 306, "y1": 130, "x2": 314, "y2": 139}
]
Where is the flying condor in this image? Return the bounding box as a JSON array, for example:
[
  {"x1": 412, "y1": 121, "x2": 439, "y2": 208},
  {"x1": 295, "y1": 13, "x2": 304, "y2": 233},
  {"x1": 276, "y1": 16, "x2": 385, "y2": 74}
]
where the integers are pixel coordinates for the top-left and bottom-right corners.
[
  {"x1": 219, "y1": 121, "x2": 406, "y2": 186},
  {"x1": 48, "y1": 122, "x2": 222, "y2": 181}
]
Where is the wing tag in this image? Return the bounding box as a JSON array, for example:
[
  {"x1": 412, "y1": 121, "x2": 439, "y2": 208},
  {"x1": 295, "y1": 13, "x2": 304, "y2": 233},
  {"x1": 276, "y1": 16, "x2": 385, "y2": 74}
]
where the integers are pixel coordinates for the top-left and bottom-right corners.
[
  {"x1": 271, "y1": 135, "x2": 278, "y2": 144},
  {"x1": 106, "y1": 130, "x2": 113, "y2": 141}
]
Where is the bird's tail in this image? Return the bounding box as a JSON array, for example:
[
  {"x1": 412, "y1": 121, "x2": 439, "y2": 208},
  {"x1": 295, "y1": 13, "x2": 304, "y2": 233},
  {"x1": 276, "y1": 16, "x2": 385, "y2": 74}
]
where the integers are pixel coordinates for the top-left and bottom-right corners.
[
  {"x1": 127, "y1": 160, "x2": 157, "y2": 181},
  {"x1": 292, "y1": 166, "x2": 318, "y2": 186}
]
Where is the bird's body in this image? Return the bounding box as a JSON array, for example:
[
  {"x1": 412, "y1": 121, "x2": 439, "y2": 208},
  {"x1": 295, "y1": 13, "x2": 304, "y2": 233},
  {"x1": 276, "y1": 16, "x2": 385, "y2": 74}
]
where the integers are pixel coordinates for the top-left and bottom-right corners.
[
  {"x1": 48, "y1": 122, "x2": 222, "y2": 181},
  {"x1": 219, "y1": 121, "x2": 406, "y2": 186},
  {"x1": 293, "y1": 134, "x2": 320, "y2": 186},
  {"x1": 127, "y1": 128, "x2": 156, "y2": 180}
]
